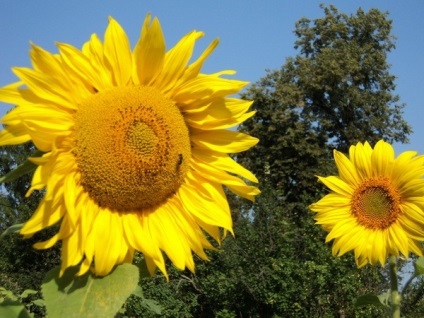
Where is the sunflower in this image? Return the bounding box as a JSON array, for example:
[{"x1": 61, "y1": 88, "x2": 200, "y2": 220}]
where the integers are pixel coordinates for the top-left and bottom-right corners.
[
  {"x1": 0, "y1": 15, "x2": 259, "y2": 277},
  {"x1": 310, "y1": 140, "x2": 424, "y2": 267}
]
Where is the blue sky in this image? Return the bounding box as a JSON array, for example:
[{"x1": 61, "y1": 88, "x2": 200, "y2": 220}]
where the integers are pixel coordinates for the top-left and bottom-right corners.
[{"x1": 0, "y1": 0, "x2": 423, "y2": 154}]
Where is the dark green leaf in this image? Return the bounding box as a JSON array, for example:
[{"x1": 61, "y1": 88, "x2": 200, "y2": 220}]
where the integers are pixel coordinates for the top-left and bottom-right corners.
[
  {"x1": 413, "y1": 257, "x2": 424, "y2": 277},
  {"x1": 355, "y1": 293, "x2": 390, "y2": 309},
  {"x1": 141, "y1": 298, "x2": 162, "y2": 315},
  {"x1": 130, "y1": 284, "x2": 163, "y2": 315},
  {"x1": 42, "y1": 264, "x2": 139, "y2": 318},
  {"x1": 0, "y1": 287, "x2": 18, "y2": 301},
  {"x1": 0, "y1": 299, "x2": 32, "y2": 318},
  {"x1": 31, "y1": 299, "x2": 45, "y2": 307},
  {"x1": 20, "y1": 289, "x2": 38, "y2": 299},
  {"x1": 138, "y1": 257, "x2": 152, "y2": 279},
  {"x1": 131, "y1": 285, "x2": 144, "y2": 298},
  {"x1": 0, "y1": 156, "x2": 39, "y2": 184},
  {"x1": 0, "y1": 223, "x2": 24, "y2": 241}
]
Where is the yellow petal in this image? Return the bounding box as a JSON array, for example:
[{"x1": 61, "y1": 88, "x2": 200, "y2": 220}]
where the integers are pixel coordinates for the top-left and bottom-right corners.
[
  {"x1": 13, "y1": 67, "x2": 78, "y2": 110},
  {"x1": 388, "y1": 223, "x2": 409, "y2": 257},
  {"x1": 57, "y1": 43, "x2": 108, "y2": 92},
  {"x1": 30, "y1": 43, "x2": 80, "y2": 100},
  {"x1": 185, "y1": 98, "x2": 255, "y2": 130},
  {"x1": 371, "y1": 140, "x2": 394, "y2": 177},
  {"x1": 334, "y1": 150, "x2": 360, "y2": 186},
  {"x1": 0, "y1": 83, "x2": 26, "y2": 104},
  {"x1": 191, "y1": 129, "x2": 258, "y2": 153},
  {"x1": 192, "y1": 148, "x2": 258, "y2": 182},
  {"x1": 176, "y1": 38, "x2": 219, "y2": 84},
  {"x1": 104, "y1": 17, "x2": 132, "y2": 86},
  {"x1": 20, "y1": 198, "x2": 65, "y2": 235},
  {"x1": 174, "y1": 76, "x2": 248, "y2": 105},
  {"x1": 178, "y1": 182, "x2": 232, "y2": 231},
  {"x1": 63, "y1": 173, "x2": 80, "y2": 229},
  {"x1": 148, "y1": 204, "x2": 191, "y2": 270},
  {"x1": 325, "y1": 218, "x2": 358, "y2": 242},
  {"x1": 191, "y1": 160, "x2": 260, "y2": 201},
  {"x1": 61, "y1": 231, "x2": 84, "y2": 269},
  {"x1": 33, "y1": 232, "x2": 60, "y2": 249},
  {"x1": 0, "y1": 125, "x2": 31, "y2": 146},
  {"x1": 351, "y1": 141, "x2": 372, "y2": 179},
  {"x1": 154, "y1": 30, "x2": 203, "y2": 93},
  {"x1": 122, "y1": 212, "x2": 166, "y2": 275},
  {"x1": 85, "y1": 33, "x2": 114, "y2": 88},
  {"x1": 133, "y1": 15, "x2": 165, "y2": 85},
  {"x1": 317, "y1": 176, "x2": 353, "y2": 196},
  {"x1": 91, "y1": 209, "x2": 122, "y2": 275}
]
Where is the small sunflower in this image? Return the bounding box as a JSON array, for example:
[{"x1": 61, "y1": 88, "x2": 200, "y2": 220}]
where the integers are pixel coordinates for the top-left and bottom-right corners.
[
  {"x1": 310, "y1": 140, "x2": 424, "y2": 267},
  {"x1": 0, "y1": 15, "x2": 259, "y2": 277}
]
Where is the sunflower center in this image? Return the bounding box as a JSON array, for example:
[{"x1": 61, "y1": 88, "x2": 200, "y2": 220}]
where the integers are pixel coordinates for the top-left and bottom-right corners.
[
  {"x1": 74, "y1": 86, "x2": 191, "y2": 211},
  {"x1": 351, "y1": 177, "x2": 401, "y2": 229}
]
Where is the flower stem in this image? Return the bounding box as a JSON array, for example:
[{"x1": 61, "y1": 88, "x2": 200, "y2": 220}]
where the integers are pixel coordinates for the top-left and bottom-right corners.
[{"x1": 389, "y1": 255, "x2": 401, "y2": 318}]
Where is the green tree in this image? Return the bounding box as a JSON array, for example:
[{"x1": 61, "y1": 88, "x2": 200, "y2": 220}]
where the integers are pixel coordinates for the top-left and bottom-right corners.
[
  {"x1": 233, "y1": 4, "x2": 410, "y2": 317},
  {"x1": 239, "y1": 5, "x2": 410, "y2": 195},
  {"x1": 293, "y1": 4, "x2": 410, "y2": 151}
]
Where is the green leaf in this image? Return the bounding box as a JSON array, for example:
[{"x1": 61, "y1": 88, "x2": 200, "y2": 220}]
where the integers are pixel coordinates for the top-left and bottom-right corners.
[
  {"x1": 0, "y1": 299, "x2": 32, "y2": 318},
  {"x1": 130, "y1": 285, "x2": 163, "y2": 315},
  {"x1": 355, "y1": 292, "x2": 390, "y2": 309},
  {"x1": 138, "y1": 257, "x2": 152, "y2": 279},
  {"x1": 0, "y1": 157, "x2": 39, "y2": 184},
  {"x1": 31, "y1": 299, "x2": 45, "y2": 307},
  {"x1": 131, "y1": 285, "x2": 144, "y2": 298},
  {"x1": 0, "y1": 223, "x2": 24, "y2": 241},
  {"x1": 42, "y1": 263, "x2": 139, "y2": 318},
  {"x1": 413, "y1": 257, "x2": 424, "y2": 277},
  {"x1": 0, "y1": 287, "x2": 18, "y2": 301},
  {"x1": 141, "y1": 298, "x2": 162, "y2": 315},
  {"x1": 20, "y1": 289, "x2": 38, "y2": 299}
]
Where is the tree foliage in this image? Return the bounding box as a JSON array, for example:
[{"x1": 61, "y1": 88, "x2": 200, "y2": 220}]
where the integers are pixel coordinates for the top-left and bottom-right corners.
[
  {"x1": 238, "y1": 5, "x2": 410, "y2": 193},
  {"x1": 293, "y1": 5, "x2": 410, "y2": 151},
  {"x1": 232, "y1": 4, "x2": 411, "y2": 317}
]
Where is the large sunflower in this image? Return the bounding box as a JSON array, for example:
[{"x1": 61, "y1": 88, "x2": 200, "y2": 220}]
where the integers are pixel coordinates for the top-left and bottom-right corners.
[
  {"x1": 0, "y1": 15, "x2": 259, "y2": 277},
  {"x1": 310, "y1": 140, "x2": 424, "y2": 267}
]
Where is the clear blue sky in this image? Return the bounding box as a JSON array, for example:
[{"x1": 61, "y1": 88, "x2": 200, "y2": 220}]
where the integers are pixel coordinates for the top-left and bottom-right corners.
[{"x1": 0, "y1": 0, "x2": 423, "y2": 154}]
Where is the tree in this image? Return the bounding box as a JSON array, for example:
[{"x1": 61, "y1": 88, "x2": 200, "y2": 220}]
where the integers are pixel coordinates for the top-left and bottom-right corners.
[
  {"x1": 233, "y1": 4, "x2": 410, "y2": 317},
  {"x1": 238, "y1": 5, "x2": 410, "y2": 192},
  {"x1": 294, "y1": 4, "x2": 410, "y2": 151}
]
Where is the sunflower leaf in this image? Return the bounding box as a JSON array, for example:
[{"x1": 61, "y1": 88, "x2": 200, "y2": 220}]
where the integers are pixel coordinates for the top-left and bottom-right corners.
[
  {"x1": 355, "y1": 292, "x2": 390, "y2": 309},
  {"x1": 138, "y1": 257, "x2": 151, "y2": 278},
  {"x1": 131, "y1": 285, "x2": 162, "y2": 315},
  {"x1": 20, "y1": 289, "x2": 38, "y2": 299},
  {"x1": 31, "y1": 299, "x2": 45, "y2": 307},
  {"x1": 0, "y1": 159, "x2": 36, "y2": 183},
  {"x1": 0, "y1": 223, "x2": 24, "y2": 241},
  {"x1": 0, "y1": 287, "x2": 18, "y2": 301},
  {"x1": 131, "y1": 285, "x2": 144, "y2": 298},
  {"x1": 0, "y1": 299, "x2": 32, "y2": 318},
  {"x1": 0, "y1": 150, "x2": 43, "y2": 184},
  {"x1": 413, "y1": 257, "x2": 424, "y2": 277},
  {"x1": 42, "y1": 263, "x2": 139, "y2": 318},
  {"x1": 140, "y1": 298, "x2": 162, "y2": 315}
]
